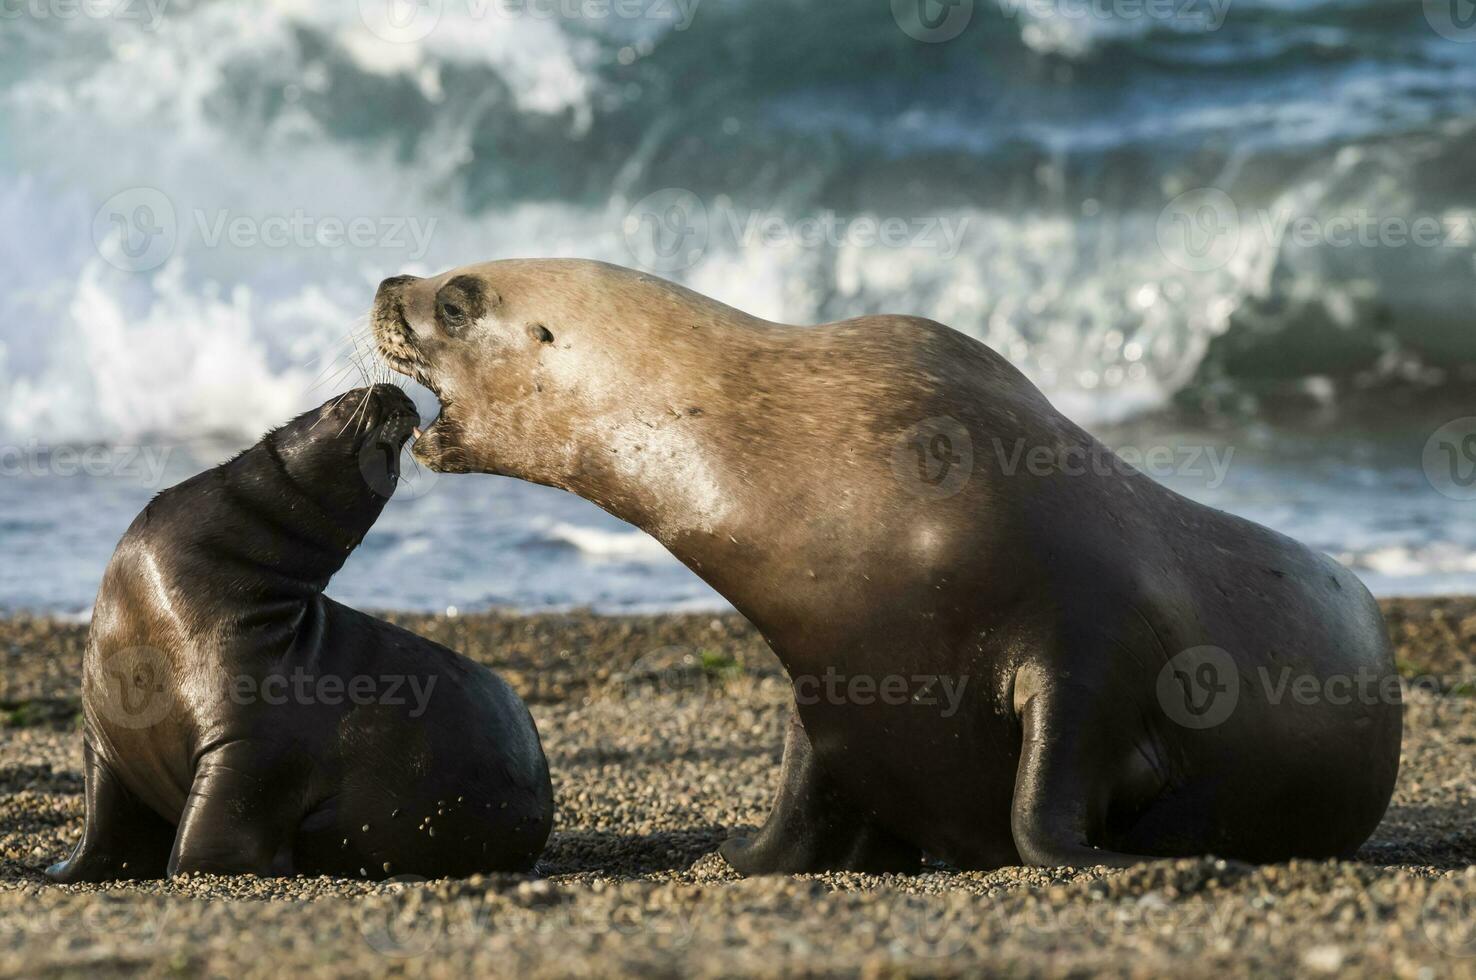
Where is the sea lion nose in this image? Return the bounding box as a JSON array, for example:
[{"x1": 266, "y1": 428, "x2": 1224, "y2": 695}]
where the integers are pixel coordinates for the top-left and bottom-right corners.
[
  {"x1": 368, "y1": 384, "x2": 418, "y2": 426},
  {"x1": 376, "y1": 275, "x2": 420, "y2": 300}
]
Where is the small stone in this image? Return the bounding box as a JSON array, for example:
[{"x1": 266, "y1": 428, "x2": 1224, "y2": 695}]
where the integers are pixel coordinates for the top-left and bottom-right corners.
[{"x1": 1302, "y1": 946, "x2": 1344, "y2": 974}]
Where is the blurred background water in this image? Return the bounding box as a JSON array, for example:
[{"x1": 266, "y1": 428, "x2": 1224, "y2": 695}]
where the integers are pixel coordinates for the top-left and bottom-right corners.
[{"x1": 2, "y1": 0, "x2": 1474, "y2": 615}]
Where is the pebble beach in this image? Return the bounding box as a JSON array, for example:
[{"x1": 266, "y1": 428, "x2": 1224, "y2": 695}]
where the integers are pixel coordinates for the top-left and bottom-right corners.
[{"x1": 3, "y1": 599, "x2": 1476, "y2": 977}]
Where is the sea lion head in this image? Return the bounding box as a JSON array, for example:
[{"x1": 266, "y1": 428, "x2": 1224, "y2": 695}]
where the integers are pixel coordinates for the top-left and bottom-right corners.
[
  {"x1": 264, "y1": 383, "x2": 420, "y2": 540},
  {"x1": 371, "y1": 266, "x2": 566, "y2": 479},
  {"x1": 370, "y1": 260, "x2": 723, "y2": 495}
]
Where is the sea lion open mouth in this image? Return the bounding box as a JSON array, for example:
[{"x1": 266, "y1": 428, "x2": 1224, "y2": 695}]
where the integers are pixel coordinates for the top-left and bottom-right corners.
[
  {"x1": 408, "y1": 402, "x2": 468, "y2": 473},
  {"x1": 370, "y1": 276, "x2": 469, "y2": 472}
]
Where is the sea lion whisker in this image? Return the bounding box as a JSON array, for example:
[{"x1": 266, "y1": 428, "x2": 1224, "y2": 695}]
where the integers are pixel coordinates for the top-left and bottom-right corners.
[
  {"x1": 301, "y1": 324, "x2": 377, "y2": 373},
  {"x1": 308, "y1": 357, "x2": 365, "y2": 394},
  {"x1": 337, "y1": 386, "x2": 376, "y2": 439},
  {"x1": 349, "y1": 334, "x2": 381, "y2": 390},
  {"x1": 307, "y1": 330, "x2": 382, "y2": 390}
]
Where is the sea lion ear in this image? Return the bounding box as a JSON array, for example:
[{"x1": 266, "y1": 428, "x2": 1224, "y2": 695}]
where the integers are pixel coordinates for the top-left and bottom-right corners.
[{"x1": 435, "y1": 276, "x2": 496, "y2": 336}]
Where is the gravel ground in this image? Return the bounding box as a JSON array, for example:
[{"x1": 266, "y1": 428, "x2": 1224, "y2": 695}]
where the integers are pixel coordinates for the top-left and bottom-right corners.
[{"x1": 3, "y1": 598, "x2": 1476, "y2": 977}]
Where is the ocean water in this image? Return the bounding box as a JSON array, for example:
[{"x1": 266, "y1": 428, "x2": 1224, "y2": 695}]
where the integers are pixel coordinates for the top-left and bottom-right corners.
[{"x1": 2, "y1": 0, "x2": 1474, "y2": 615}]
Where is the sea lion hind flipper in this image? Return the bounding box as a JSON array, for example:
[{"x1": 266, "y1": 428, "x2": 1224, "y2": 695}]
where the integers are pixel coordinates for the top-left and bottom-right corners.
[
  {"x1": 166, "y1": 740, "x2": 304, "y2": 878},
  {"x1": 1009, "y1": 692, "x2": 1156, "y2": 870},
  {"x1": 46, "y1": 741, "x2": 175, "y2": 883},
  {"x1": 719, "y1": 711, "x2": 920, "y2": 876}
]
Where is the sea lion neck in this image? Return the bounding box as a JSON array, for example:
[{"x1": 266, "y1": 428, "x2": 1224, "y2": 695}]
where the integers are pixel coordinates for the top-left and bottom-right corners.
[
  {"x1": 543, "y1": 329, "x2": 865, "y2": 646},
  {"x1": 137, "y1": 441, "x2": 371, "y2": 613},
  {"x1": 224, "y1": 438, "x2": 374, "y2": 583}
]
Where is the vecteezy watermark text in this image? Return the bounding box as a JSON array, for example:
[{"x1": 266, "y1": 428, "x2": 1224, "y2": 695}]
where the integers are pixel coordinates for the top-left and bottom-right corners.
[
  {"x1": 891, "y1": 0, "x2": 1231, "y2": 44},
  {"x1": 792, "y1": 669, "x2": 969, "y2": 718},
  {"x1": 991, "y1": 437, "x2": 1236, "y2": 489},
  {"x1": 228, "y1": 668, "x2": 439, "y2": 719},
  {"x1": 0, "y1": 0, "x2": 169, "y2": 30},
  {"x1": 358, "y1": 0, "x2": 701, "y2": 44},
  {"x1": 622, "y1": 188, "x2": 970, "y2": 272},
  {"x1": 1158, "y1": 188, "x2": 1476, "y2": 272},
  {"x1": 94, "y1": 647, "x2": 444, "y2": 730},
  {"x1": 0, "y1": 442, "x2": 174, "y2": 485},
  {"x1": 998, "y1": 0, "x2": 1232, "y2": 29},
  {"x1": 193, "y1": 210, "x2": 437, "y2": 257},
  {"x1": 92, "y1": 187, "x2": 438, "y2": 273}
]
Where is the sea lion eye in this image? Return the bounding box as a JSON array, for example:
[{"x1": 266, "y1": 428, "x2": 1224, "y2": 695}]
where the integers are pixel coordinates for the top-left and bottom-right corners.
[
  {"x1": 435, "y1": 276, "x2": 491, "y2": 335},
  {"x1": 530, "y1": 324, "x2": 554, "y2": 345},
  {"x1": 437, "y1": 296, "x2": 468, "y2": 332}
]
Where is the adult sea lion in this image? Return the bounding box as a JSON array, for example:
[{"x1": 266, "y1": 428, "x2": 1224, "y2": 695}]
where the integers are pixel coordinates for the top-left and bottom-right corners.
[
  {"x1": 47, "y1": 386, "x2": 552, "y2": 882},
  {"x1": 372, "y1": 259, "x2": 1400, "y2": 873}
]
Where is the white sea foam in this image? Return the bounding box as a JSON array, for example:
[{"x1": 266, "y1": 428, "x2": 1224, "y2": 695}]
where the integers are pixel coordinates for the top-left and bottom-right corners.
[
  {"x1": 545, "y1": 522, "x2": 672, "y2": 561},
  {"x1": 4, "y1": 0, "x2": 1475, "y2": 611}
]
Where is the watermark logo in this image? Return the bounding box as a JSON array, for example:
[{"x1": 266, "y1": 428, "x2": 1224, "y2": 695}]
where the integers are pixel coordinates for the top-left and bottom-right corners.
[
  {"x1": 359, "y1": 0, "x2": 443, "y2": 42},
  {"x1": 892, "y1": 416, "x2": 974, "y2": 499},
  {"x1": 1157, "y1": 187, "x2": 1240, "y2": 272},
  {"x1": 1425, "y1": 0, "x2": 1476, "y2": 42},
  {"x1": 93, "y1": 188, "x2": 177, "y2": 273},
  {"x1": 1422, "y1": 878, "x2": 1476, "y2": 956},
  {"x1": 1424, "y1": 418, "x2": 1476, "y2": 501},
  {"x1": 358, "y1": 416, "x2": 441, "y2": 502},
  {"x1": 359, "y1": 876, "x2": 446, "y2": 957},
  {"x1": 891, "y1": 895, "x2": 970, "y2": 957},
  {"x1": 622, "y1": 189, "x2": 710, "y2": 273},
  {"x1": 92, "y1": 646, "x2": 175, "y2": 730},
  {"x1": 891, "y1": 0, "x2": 974, "y2": 42},
  {"x1": 1156, "y1": 646, "x2": 1238, "y2": 730}
]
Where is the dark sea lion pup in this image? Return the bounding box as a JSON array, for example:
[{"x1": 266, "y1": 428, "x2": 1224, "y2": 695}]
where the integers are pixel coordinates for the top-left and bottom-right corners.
[
  {"x1": 47, "y1": 386, "x2": 552, "y2": 882},
  {"x1": 373, "y1": 260, "x2": 1401, "y2": 874}
]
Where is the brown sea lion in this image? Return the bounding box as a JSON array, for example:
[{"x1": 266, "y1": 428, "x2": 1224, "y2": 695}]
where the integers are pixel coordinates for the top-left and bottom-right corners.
[{"x1": 372, "y1": 260, "x2": 1400, "y2": 874}]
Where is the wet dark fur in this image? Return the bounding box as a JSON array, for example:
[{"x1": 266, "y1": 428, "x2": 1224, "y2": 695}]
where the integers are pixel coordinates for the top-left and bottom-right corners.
[{"x1": 47, "y1": 387, "x2": 553, "y2": 882}]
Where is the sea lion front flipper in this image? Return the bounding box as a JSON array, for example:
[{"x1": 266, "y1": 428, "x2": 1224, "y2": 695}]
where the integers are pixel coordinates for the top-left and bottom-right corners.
[
  {"x1": 46, "y1": 740, "x2": 176, "y2": 883},
  {"x1": 166, "y1": 740, "x2": 304, "y2": 877},
  {"x1": 719, "y1": 710, "x2": 919, "y2": 876},
  {"x1": 1010, "y1": 691, "x2": 1155, "y2": 869}
]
